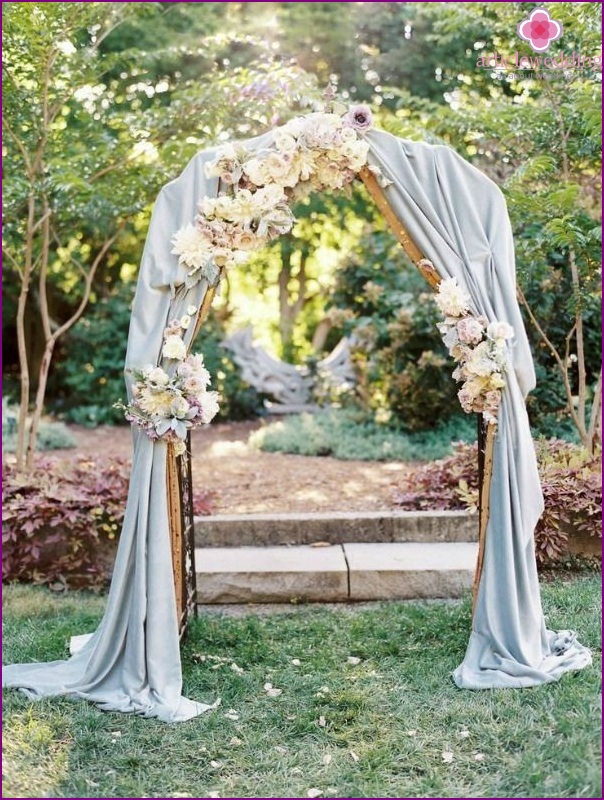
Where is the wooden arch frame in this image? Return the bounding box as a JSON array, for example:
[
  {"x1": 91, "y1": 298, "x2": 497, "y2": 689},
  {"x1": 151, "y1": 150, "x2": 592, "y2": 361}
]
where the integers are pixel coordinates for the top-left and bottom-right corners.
[{"x1": 168, "y1": 166, "x2": 496, "y2": 635}]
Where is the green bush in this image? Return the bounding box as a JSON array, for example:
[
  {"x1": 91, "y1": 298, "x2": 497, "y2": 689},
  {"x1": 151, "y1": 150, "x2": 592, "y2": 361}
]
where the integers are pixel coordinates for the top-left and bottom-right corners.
[
  {"x1": 49, "y1": 286, "x2": 133, "y2": 426},
  {"x1": 328, "y1": 228, "x2": 460, "y2": 431},
  {"x1": 48, "y1": 288, "x2": 263, "y2": 425},
  {"x1": 250, "y1": 408, "x2": 476, "y2": 462},
  {"x1": 2, "y1": 402, "x2": 77, "y2": 451}
]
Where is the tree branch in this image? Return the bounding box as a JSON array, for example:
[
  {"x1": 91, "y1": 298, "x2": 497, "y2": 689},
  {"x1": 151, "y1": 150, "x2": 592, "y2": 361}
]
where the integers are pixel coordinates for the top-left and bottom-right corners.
[
  {"x1": 517, "y1": 285, "x2": 586, "y2": 442},
  {"x1": 2, "y1": 114, "x2": 32, "y2": 174}
]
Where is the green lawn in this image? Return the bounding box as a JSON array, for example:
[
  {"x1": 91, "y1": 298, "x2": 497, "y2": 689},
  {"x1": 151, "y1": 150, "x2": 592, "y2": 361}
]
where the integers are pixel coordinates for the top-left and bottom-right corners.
[{"x1": 2, "y1": 578, "x2": 601, "y2": 799}]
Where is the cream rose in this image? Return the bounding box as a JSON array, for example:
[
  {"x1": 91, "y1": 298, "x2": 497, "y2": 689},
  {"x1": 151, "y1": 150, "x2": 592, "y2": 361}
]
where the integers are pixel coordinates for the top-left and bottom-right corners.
[{"x1": 162, "y1": 335, "x2": 187, "y2": 361}]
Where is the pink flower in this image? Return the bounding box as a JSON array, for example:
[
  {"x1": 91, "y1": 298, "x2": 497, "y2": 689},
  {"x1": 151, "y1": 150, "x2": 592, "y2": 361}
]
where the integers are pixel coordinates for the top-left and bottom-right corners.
[
  {"x1": 343, "y1": 104, "x2": 373, "y2": 132},
  {"x1": 456, "y1": 317, "x2": 485, "y2": 345},
  {"x1": 517, "y1": 8, "x2": 563, "y2": 53}
]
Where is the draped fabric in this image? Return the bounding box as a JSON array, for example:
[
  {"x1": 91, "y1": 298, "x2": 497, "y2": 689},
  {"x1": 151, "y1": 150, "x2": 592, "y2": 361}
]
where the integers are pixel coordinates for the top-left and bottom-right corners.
[
  {"x1": 2, "y1": 146, "x2": 230, "y2": 722},
  {"x1": 364, "y1": 129, "x2": 591, "y2": 687},
  {"x1": 3, "y1": 129, "x2": 590, "y2": 721}
]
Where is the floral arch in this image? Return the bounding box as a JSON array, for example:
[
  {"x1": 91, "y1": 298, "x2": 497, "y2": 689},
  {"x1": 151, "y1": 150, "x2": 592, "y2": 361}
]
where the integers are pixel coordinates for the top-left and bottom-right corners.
[{"x1": 3, "y1": 104, "x2": 591, "y2": 722}]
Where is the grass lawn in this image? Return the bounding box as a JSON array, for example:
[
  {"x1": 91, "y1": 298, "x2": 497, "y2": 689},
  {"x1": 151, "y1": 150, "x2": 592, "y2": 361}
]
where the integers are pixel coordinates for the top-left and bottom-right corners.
[{"x1": 2, "y1": 577, "x2": 601, "y2": 799}]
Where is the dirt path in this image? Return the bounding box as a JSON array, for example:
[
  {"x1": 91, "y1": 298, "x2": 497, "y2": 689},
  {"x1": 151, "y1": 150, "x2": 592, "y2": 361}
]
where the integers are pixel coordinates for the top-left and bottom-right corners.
[{"x1": 67, "y1": 421, "x2": 410, "y2": 514}]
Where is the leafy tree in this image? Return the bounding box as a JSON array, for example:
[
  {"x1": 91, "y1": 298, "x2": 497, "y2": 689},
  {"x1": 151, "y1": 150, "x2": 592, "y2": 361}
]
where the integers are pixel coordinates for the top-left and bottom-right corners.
[
  {"x1": 378, "y1": 2, "x2": 602, "y2": 449},
  {"x1": 3, "y1": 1, "x2": 319, "y2": 467}
]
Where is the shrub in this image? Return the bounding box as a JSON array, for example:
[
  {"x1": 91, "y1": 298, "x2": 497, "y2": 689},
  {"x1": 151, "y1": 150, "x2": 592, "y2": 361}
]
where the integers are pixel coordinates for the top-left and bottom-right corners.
[
  {"x1": 2, "y1": 456, "x2": 130, "y2": 590},
  {"x1": 328, "y1": 228, "x2": 460, "y2": 431},
  {"x1": 394, "y1": 440, "x2": 602, "y2": 565},
  {"x1": 2, "y1": 455, "x2": 215, "y2": 590},
  {"x1": 534, "y1": 439, "x2": 602, "y2": 563},
  {"x1": 48, "y1": 288, "x2": 263, "y2": 424},
  {"x1": 2, "y1": 402, "x2": 77, "y2": 451},
  {"x1": 49, "y1": 286, "x2": 133, "y2": 425},
  {"x1": 393, "y1": 442, "x2": 479, "y2": 510},
  {"x1": 250, "y1": 408, "x2": 476, "y2": 462}
]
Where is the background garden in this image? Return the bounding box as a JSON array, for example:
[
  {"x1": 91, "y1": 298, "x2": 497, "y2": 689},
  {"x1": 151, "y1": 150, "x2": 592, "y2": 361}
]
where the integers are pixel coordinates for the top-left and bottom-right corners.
[
  {"x1": 3, "y1": 1, "x2": 601, "y2": 583},
  {"x1": 2, "y1": 4, "x2": 602, "y2": 797}
]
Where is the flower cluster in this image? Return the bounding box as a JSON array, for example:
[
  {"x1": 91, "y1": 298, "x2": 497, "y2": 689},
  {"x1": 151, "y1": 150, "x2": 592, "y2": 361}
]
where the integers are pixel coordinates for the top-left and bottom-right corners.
[
  {"x1": 171, "y1": 105, "x2": 373, "y2": 288},
  {"x1": 435, "y1": 278, "x2": 514, "y2": 424},
  {"x1": 118, "y1": 307, "x2": 220, "y2": 454}
]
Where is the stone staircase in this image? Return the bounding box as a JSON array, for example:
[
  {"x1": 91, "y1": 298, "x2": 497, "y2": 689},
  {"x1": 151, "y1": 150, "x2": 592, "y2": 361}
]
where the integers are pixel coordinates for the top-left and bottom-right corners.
[{"x1": 194, "y1": 511, "x2": 479, "y2": 604}]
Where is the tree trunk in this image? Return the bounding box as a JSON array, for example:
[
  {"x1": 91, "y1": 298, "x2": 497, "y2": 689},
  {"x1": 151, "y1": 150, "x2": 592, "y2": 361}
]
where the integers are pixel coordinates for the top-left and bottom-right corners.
[{"x1": 26, "y1": 339, "x2": 55, "y2": 470}]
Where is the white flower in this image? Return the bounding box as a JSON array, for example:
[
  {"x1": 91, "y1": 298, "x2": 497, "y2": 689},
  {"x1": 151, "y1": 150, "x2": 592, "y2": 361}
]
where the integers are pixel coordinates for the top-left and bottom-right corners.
[
  {"x1": 281, "y1": 116, "x2": 306, "y2": 138},
  {"x1": 273, "y1": 129, "x2": 298, "y2": 154},
  {"x1": 180, "y1": 315, "x2": 191, "y2": 330},
  {"x1": 435, "y1": 278, "x2": 471, "y2": 317},
  {"x1": 162, "y1": 335, "x2": 187, "y2": 361},
  {"x1": 146, "y1": 367, "x2": 170, "y2": 387},
  {"x1": 233, "y1": 228, "x2": 261, "y2": 251},
  {"x1": 198, "y1": 391, "x2": 220, "y2": 424},
  {"x1": 486, "y1": 320, "x2": 514, "y2": 341},
  {"x1": 171, "y1": 224, "x2": 213, "y2": 269},
  {"x1": 243, "y1": 157, "x2": 269, "y2": 187},
  {"x1": 170, "y1": 395, "x2": 191, "y2": 418},
  {"x1": 187, "y1": 305, "x2": 198, "y2": 315},
  {"x1": 254, "y1": 183, "x2": 288, "y2": 212},
  {"x1": 137, "y1": 387, "x2": 173, "y2": 417}
]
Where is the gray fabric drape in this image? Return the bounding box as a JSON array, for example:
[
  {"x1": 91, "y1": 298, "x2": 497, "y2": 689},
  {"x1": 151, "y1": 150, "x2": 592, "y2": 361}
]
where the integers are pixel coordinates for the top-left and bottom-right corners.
[
  {"x1": 364, "y1": 129, "x2": 591, "y2": 687},
  {"x1": 3, "y1": 128, "x2": 590, "y2": 721},
  {"x1": 2, "y1": 148, "x2": 227, "y2": 722}
]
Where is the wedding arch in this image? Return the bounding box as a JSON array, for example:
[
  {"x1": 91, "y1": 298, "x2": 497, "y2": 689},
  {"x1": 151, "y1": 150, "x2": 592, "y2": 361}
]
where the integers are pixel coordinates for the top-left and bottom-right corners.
[{"x1": 3, "y1": 104, "x2": 591, "y2": 722}]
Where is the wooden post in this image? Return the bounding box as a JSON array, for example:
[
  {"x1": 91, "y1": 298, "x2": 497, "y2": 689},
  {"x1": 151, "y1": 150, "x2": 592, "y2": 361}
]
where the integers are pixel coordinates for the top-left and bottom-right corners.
[
  {"x1": 168, "y1": 273, "x2": 224, "y2": 636},
  {"x1": 167, "y1": 441, "x2": 185, "y2": 629},
  {"x1": 359, "y1": 163, "x2": 496, "y2": 617},
  {"x1": 472, "y1": 419, "x2": 496, "y2": 614}
]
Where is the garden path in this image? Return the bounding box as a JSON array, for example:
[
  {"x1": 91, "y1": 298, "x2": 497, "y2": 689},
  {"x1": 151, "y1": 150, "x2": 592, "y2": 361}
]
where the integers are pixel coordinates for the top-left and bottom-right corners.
[{"x1": 68, "y1": 421, "x2": 410, "y2": 514}]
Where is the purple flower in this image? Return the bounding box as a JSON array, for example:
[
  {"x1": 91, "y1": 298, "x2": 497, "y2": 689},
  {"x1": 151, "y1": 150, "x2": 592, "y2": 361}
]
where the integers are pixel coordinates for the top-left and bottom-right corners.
[{"x1": 343, "y1": 104, "x2": 373, "y2": 133}]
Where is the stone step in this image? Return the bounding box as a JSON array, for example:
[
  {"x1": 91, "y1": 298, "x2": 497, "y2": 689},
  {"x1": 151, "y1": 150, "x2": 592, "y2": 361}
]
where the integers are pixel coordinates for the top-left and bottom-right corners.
[
  {"x1": 196, "y1": 541, "x2": 478, "y2": 604},
  {"x1": 194, "y1": 510, "x2": 476, "y2": 548}
]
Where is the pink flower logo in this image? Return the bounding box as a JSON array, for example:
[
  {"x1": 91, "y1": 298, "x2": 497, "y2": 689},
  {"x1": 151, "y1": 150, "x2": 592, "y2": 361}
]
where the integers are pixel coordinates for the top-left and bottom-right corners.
[{"x1": 517, "y1": 7, "x2": 563, "y2": 53}]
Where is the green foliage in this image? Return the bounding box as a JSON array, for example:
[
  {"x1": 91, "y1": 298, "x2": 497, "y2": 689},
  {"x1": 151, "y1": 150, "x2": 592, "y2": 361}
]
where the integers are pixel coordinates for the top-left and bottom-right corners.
[
  {"x1": 328, "y1": 228, "x2": 459, "y2": 430},
  {"x1": 251, "y1": 409, "x2": 476, "y2": 462},
  {"x1": 2, "y1": 579, "x2": 601, "y2": 798},
  {"x1": 2, "y1": 402, "x2": 76, "y2": 451},
  {"x1": 49, "y1": 286, "x2": 133, "y2": 426}
]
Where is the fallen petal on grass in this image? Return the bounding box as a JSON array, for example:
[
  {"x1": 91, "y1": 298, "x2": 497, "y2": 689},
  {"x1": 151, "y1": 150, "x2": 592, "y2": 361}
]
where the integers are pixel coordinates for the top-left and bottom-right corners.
[
  {"x1": 349, "y1": 750, "x2": 360, "y2": 762},
  {"x1": 230, "y1": 662, "x2": 244, "y2": 674},
  {"x1": 442, "y1": 751, "x2": 454, "y2": 763},
  {"x1": 474, "y1": 753, "x2": 486, "y2": 761},
  {"x1": 318, "y1": 715, "x2": 327, "y2": 727},
  {"x1": 307, "y1": 789, "x2": 323, "y2": 798},
  {"x1": 459, "y1": 730, "x2": 470, "y2": 738},
  {"x1": 347, "y1": 656, "x2": 361, "y2": 665},
  {"x1": 291, "y1": 658, "x2": 301, "y2": 666},
  {"x1": 322, "y1": 753, "x2": 333, "y2": 766}
]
